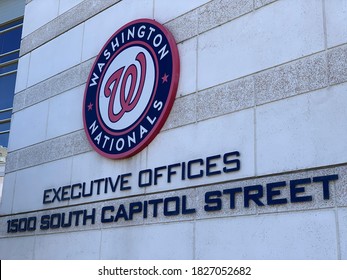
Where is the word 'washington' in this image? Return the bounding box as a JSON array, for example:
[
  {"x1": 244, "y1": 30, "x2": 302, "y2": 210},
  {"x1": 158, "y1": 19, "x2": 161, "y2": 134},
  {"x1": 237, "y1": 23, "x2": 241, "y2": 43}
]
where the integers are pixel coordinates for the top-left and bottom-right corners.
[
  {"x1": 89, "y1": 24, "x2": 169, "y2": 88},
  {"x1": 7, "y1": 173, "x2": 338, "y2": 233}
]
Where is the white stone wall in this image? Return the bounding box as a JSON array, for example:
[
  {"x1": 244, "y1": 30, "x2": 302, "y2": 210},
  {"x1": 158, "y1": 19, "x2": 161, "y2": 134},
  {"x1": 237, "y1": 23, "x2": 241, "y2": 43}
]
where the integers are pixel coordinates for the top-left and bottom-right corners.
[
  {"x1": 0, "y1": 176, "x2": 3, "y2": 201},
  {"x1": 0, "y1": 0, "x2": 347, "y2": 259}
]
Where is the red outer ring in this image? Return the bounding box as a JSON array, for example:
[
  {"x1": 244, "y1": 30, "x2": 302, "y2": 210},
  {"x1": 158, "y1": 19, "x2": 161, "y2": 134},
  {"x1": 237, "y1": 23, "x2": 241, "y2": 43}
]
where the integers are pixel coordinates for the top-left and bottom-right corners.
[{"x1": 82, "y1": 18, "x2": 180, "y2": 159}]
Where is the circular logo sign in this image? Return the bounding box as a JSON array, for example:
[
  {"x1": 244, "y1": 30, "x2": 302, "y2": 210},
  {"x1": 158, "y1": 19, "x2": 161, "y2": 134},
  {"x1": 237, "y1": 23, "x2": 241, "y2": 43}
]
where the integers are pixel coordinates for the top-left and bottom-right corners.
[{"x1": 83, "y1": 19, "x2": 180, "y2": 159}]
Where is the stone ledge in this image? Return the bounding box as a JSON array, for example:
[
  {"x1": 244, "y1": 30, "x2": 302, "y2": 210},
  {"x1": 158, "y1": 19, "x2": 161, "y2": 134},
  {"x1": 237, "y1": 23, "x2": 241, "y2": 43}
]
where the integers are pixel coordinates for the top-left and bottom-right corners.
[
  {"x1": 5, "y1": 130, "x2": 92, "y2": 174},
  {"x1": 328, "y1": 44, "x2": 347, "y2": 86},
  {"x1": 20, "y1": 0, "x2": 121, "y2": 56}
]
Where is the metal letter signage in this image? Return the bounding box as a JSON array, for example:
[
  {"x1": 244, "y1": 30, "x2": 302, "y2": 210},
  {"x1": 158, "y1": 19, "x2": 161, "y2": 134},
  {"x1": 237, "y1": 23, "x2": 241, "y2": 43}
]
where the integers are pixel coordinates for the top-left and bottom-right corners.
[{"x1": 83, "y1": 19, "x2": 180, "y2": 159}]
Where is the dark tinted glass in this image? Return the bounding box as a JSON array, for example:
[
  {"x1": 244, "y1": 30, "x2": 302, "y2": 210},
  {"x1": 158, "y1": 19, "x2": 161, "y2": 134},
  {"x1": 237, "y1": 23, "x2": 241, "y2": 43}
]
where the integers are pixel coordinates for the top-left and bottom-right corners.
[
  {"x1": 0, "y1": 18, "x2": 23, "y2": 32},
  {"x1": 0, "y1": 62, "x2": 18, "y2": 74},
  {"x1": 0, "y1": 132, "x2": 9, "y2": 147},
  {"x1": 0, "y1": 121, "x2": 10, "y2": 132},
  {"x1": 0, "y1": 72, "x2": 16, "y2": 110},
  {"x1": 0, "y1": 26, "x2": 22, "y2": 54},
  {"x1": 0, "y1": 109, "x2": 12, "y2": 120},
  {"x1": 0, "y1": 50, "x2": 19, "y2": 64}
]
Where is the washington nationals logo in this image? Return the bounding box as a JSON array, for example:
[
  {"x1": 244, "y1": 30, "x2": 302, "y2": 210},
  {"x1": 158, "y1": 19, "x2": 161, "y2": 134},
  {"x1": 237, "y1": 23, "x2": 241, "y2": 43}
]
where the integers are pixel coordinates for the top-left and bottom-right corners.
[{"x1": 83, "y1": 19, "x2": 180, "y2": 159}]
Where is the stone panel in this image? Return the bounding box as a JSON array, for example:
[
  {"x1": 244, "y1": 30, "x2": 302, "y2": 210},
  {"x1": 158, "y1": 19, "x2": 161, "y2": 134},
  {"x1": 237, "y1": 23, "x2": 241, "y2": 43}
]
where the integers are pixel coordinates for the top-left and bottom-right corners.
[
  {"x1": 195, "y1": 210, "x2": 338, "y2": 259},
  {"x1": 27, "y1": 24, "x2": 84, "y2": 87},
  {"x1": 100, "y1": 222, "x2": 194, "y2": 259},
  {"x1": 198, "y1": 0, "x2": 324, "y2": 90},
  {"x1": 325, "y1": 0, "x2": 347, "y2": 48},
  {"x1": 256, "y1": 83, "x2": 347, "y2": 176}
]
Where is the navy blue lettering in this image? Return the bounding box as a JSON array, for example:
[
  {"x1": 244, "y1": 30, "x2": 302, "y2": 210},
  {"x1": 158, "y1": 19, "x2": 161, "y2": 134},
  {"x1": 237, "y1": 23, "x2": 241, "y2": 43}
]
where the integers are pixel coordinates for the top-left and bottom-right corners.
[
  {"x1": 61, "y1": 212, "x2": 72, "y2": 228},
  {"x1": 154, "y1": 166, "x2": 167, "y2": 185},
  {"x1": 101, "y1": 206, "x2": 114, "y2": 223},
  {"x1": 182, "y1": 195, "x2": 196, "y2": 214},
  {"x1": 290, "y1": 178, "x2": 312, "y2": 203},
  {"x1": 129, "y1": 202, "x2": 142, "y2": 220},
  {"x1": 120, "y1": 173, "x2": 132, "y2": 190},
  {"x1": 148, "y1": 199, "x2": 163, "y2": 217},
  {"x1": 72, "y1": 210, "x2": 84, "y2": 226},
  {"x1": 167, "y1": 163, "x2": 181, "y2": 183},
  {"x1": 139, "y1": 169, "x2": 152, "y2": 187},
  {"x1": 164, "y1": 196, "x2": 180, "y2": 216},
  {"x1": 266, "y1": 181, "x2": 287, "y2": 205},
  {"x1": 223, "y1": 151, "x2": 240, "y2": 173},
  {"x1": 108, "y1": 176, "x2": 121, "y2": 192},
  {"x1": 71, "y1": 183, "x2": 82, "y2": 199},
  {"x1": 187, "y1": 159, "x2": 204, "y2": 179},
  {"x1": 206, "y1": 155, "x2": 222, "y2": 176},
  {"x1": 43, "y1": 189, "x2": 52, "y2": 204},
  {"x1": 50, "y1": 213, "x2": 61, "y2": 229},
  {"x1": 115, "y1": 204, "x2": 129, "y2": 222},
  {"x1": 204, "y1": 191, "x2": 222, "y2": 211},
  {"x1": 40, "y1": 215, "x2": 50, "y2": 230},
  {"x1": 83, "y1": 209, "x2": 96, "y2": 225},
  {"x1": 223, "y1": 187, "x2": 242, "y2": 209},
  {"x1": 313, "y1": 174, "x2": 338, "y2": 200},
  {"x1": 94, "y1": 178, "x2": 105, "y2": 195},
  {"x1": 61, "y1": 185, "x2": 70, "y2": 201},
  {"x1": 51, "y1": 187, "x2": 61, "y2": 203},
  {"x1": 244, "y1": 185, "x2": 265, "y2": 208},
  {"x1": 82, "y1": 182, "x2": 93, "y2": 197}
]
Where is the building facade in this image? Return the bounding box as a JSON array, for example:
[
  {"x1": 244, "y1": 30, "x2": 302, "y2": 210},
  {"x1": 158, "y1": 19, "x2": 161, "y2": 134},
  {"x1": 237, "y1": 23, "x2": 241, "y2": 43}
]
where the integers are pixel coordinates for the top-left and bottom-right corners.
[
  {"x1": 0, "y1": 0, "x2": 347, "y2": 259},
  {"x1": 0, "y1": 0, "x2": 25, "y2": 204}
]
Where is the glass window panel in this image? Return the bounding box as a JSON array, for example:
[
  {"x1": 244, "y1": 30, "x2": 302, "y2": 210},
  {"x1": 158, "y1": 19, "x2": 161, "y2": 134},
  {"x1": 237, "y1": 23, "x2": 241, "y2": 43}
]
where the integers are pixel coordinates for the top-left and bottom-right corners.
[
  {"x1": 0, "y1": 62, "x2": 17, "y2": 74},
  {"x1": 0, "y1": 18, "x2": 23, "y2": 149},
  {"x1": 0, "y1": 19, "x2": 23, "y2": 32},
  {"x1": 0, "y1": 121, "x2": 10, "y2": 132},
  {"x1": 0, "y1": 50, "x2": 19, "y2": 64},
  {"x1": 0, "y1": 26, "x2": 22, "y2": 54},
  {"x1": 0, "y1": 110, "x2": 12, "y2": 120},
  {"x1": 0, "y1": 132, "x2": 9, "y2": 147},
  {"x1": 0, "y1": 72, "x2": 16, "y2": 110}
]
